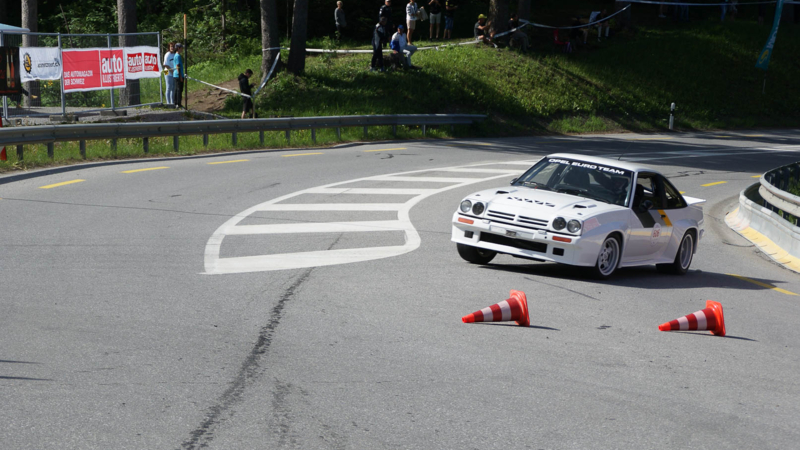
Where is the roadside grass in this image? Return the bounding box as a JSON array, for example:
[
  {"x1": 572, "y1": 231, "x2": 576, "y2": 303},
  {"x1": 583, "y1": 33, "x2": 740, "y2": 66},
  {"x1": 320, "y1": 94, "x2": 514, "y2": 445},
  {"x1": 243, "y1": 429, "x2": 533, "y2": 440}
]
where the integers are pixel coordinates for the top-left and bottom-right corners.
[
  {"x1": 216, "y1": 19, "x2": 799, "y2": 134},
  {"x1": 3, "y1": 18, "x2": 799, "y2": 173}
]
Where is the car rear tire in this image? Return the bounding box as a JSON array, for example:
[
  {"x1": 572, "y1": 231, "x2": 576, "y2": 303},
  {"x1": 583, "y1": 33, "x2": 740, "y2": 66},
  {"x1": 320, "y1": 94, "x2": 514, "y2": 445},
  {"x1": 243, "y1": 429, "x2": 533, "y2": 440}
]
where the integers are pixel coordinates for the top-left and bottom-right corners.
[
  {"x1": 657, "y1": 232, "x2": 694, "y2": 275},
  {"x1": 590, "y1": 235, "x2": 621, "y2": 279},
  {"x1": 457, "y1": 244, "x2": 497, "y2": 264}
]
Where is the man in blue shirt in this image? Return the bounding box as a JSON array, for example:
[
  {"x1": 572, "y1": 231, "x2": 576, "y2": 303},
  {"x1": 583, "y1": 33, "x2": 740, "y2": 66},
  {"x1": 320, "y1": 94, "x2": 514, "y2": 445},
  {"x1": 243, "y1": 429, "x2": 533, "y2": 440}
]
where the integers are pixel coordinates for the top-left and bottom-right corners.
[{"x1": 173, "y1": 43, "x2": 185, "y2": 109}]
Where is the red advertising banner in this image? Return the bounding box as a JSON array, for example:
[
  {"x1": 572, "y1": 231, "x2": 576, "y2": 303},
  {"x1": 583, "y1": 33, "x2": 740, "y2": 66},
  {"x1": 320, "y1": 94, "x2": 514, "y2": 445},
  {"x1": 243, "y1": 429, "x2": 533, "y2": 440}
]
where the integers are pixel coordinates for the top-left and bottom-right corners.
[{"x1": 63, "y1": 48, "x2": 125, "y2": 92}]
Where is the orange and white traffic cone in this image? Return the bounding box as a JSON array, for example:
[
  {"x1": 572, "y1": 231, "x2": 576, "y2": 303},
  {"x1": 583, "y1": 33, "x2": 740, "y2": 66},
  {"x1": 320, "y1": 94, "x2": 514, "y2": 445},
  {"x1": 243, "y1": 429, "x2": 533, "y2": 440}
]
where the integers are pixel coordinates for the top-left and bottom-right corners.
[
  {"x1": 462, "y1": 290, "x2": 530, "y2": 327},
  {"x1": 659, "y1": 300, "x2": 726, "y2": 336}
]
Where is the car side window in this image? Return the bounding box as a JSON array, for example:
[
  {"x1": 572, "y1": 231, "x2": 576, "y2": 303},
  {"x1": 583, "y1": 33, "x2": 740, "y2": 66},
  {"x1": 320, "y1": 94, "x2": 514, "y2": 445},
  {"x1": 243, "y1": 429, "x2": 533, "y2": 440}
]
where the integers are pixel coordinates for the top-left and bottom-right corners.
[
  {"x1": 660, "y1": 176, "x2": 687, "y2": 209},
  {"x1": 634, "y1": 174, "x2": 665, "y2": 209}
]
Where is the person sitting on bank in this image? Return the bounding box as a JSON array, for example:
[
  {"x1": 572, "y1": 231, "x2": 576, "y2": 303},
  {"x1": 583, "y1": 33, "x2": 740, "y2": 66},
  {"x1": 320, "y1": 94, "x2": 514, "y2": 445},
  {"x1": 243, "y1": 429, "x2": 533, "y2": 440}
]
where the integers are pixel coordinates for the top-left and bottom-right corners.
[
  {"x1": 239, "y1": 69, "x2": 254, "y2": 119},
  {"x1": 474, "y1": 14, "x2": 493, "y2": 45},
  {"x1": 507, "y1": 13, "x2": 529, "y2": 51},
  {"x1": 391, "y1": 24, "x2": 419, "y2": 69}
]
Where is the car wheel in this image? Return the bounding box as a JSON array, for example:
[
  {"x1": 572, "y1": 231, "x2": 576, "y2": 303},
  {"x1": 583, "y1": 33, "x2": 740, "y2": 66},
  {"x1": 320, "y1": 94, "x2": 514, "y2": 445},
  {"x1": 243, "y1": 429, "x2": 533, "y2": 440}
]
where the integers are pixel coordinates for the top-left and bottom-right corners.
[
  {"x1": 657, "y1": 232, "x2": 694, "y2": 275},
  {"x1": 457, "y1": 243, "x2": 497, "y2": 264},
  {"x1": 591, "y1": 235, "x2": 621, "y2": 279}
]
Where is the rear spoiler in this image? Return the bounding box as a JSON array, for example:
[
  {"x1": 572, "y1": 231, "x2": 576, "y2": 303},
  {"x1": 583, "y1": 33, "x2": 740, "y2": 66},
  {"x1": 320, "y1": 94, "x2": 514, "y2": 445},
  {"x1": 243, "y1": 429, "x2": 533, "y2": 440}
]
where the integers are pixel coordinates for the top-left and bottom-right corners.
[{"x1": 683, "y1": 195, "x2": 706, "y2": 206}]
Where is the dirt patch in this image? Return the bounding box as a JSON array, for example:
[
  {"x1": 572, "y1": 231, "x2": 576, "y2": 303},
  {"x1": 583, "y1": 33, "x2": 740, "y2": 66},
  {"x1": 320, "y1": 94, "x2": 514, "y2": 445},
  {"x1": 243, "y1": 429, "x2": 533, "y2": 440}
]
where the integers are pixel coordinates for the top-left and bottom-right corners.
[{"x1": 187, "y1": 78, "x2": 241, "y2": 113}]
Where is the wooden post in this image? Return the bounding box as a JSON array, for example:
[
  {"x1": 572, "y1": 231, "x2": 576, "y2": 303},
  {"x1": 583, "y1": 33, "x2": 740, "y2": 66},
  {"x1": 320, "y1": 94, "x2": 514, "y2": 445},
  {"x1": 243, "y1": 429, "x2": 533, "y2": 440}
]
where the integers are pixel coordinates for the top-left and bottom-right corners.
[
  {"x1": 336, "y1": 128, "x2": 341, "y2": 140},
  {"x1": 47, "y1": 142, "x2": 54, "y2": 159},
  {"x1": 259, "y1": 130, "x2": 264, "y2": 145},
  {"x1": 232, "y1": 132, "x2": 237, "y2": 146},
  {"x1": 311, "y1": 128, "x2": 316, "y2": 144},
  {"x1": 203, "y1": 134, "x2": 209, "y2": 147},
  {"x1": 80, "y1": 140, "x2": 86, "y2": 159},
  {"x1": 17, "y1": 145, "x2": 23, "y2": 161},
  {"x1": 173, "y1": 135, "x2": 179, "y2": 152},
  {"x1": 143, "y1": 137, "x2": 149, "y2": 153},
  {"x1": 285, "y1": 130, "x2": 290, "y2": 144}
]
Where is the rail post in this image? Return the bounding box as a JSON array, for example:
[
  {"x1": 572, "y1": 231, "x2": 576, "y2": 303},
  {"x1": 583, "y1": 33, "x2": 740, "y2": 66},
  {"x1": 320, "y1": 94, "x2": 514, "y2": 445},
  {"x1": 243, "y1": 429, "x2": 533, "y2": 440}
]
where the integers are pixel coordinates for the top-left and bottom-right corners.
[{"x1": 669, "y1": 102, "x2": 676, "y2": 130}]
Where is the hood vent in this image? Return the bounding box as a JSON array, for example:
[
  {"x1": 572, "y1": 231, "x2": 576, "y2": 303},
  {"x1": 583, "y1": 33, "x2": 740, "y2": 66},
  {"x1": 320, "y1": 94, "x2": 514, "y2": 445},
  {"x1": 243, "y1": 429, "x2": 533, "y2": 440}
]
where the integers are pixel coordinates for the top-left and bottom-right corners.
[
  {"x1": 573, "y1": 204, "x2": 597, "y2": 209},
  {"x1": 496, "y1": 190, "x2": 509, "y2": 195}
]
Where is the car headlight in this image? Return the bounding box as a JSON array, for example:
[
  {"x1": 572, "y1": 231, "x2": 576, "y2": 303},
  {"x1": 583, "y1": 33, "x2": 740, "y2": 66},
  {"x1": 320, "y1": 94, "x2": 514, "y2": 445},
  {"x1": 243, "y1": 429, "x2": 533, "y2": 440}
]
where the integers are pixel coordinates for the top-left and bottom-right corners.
[
  {"x1": 460, "y1": 200, "x2": 472, "y2": 213},
  {"x1": 567, "y1": 219, "x2": 582, "y2": 233},
  {"x1": 472, "y1": 202, "x2": 485, "y2": 215},
  {"x1": 552, "y1": 217, "x2": 566, "y2": 230}
]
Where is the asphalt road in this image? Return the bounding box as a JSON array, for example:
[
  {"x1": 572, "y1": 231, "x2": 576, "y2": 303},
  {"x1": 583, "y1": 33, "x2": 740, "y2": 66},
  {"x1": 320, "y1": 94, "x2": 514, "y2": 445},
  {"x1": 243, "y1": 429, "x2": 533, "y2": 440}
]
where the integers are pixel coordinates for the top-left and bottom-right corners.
[{"x1": 2, "y1": 130, "x2": 800, "y2": 449}]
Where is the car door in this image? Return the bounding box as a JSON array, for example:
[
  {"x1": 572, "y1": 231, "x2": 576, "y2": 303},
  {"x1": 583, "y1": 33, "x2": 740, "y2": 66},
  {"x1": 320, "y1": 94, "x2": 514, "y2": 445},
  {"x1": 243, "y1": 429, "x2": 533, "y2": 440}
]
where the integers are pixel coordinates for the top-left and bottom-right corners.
[{"x1": 623, "y1": 172, "x2": 674, "y2": 263}]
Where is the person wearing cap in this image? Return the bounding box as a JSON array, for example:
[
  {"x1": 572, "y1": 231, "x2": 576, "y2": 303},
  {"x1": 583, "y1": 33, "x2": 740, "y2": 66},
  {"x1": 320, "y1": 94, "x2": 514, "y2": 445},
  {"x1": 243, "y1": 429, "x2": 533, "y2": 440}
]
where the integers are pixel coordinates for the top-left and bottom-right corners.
[
  {"x1": 163, "y1": 42, "x2": 176, "y2": 105},
  {"x1": 379, "y1": 0, "x2": 394, "y2": 45},
  {"x1": 474, "y1": 14, "x2": 493, "y2": 45},
  {"x1": 173, "y1": 43, "x2": 185, "y2": 109},
  {"x1": 391, "y1": 24, "x2": 419, "y2": 69},
  {"x1": 406, "y1": 0, "x2": 420, "y2": 45},
  {"x1": 371, "y1": 16, "x2": 390, "y2": 72},
  {"x1": 444, "y1": 0, "x2": 458, "y2": 40}
]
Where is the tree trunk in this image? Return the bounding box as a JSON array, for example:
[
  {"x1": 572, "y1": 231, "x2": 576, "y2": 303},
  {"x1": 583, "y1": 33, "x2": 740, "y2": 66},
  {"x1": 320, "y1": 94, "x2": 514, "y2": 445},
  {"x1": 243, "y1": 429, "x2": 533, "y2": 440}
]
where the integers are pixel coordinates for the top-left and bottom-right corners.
[
  {"x1": 287, "y1": 0, "x2": 308, "y2": 75},
  {"x1": 517, "y1": 0, "x2": 531, "y2": 22},
  {"x1": 117, "y1": 0, "x2": 140, "y2": 106},
  {"x1": 490, "y1": 0, "x2": 510, "y2": 36},
  {"x1": 21, "y1": 0, "x2": 40, "y2": 108},
  {"x1": 221, "y1": 0, "x2": 227, "y2": 50},
  {"x1": 260, "y1": 0, "x2": 280, "y2": 79}
]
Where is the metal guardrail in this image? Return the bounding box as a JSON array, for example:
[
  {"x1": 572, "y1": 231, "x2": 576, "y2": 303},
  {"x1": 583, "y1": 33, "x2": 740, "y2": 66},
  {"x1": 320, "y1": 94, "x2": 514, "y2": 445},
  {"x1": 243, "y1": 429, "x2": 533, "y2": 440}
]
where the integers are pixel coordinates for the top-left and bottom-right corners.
[
  {"x1": 0, "y1": 114, "x2": 486, "y2": 159},
  {"x1": 759, "y1": 161, "x2": 800, "y2": 224}
]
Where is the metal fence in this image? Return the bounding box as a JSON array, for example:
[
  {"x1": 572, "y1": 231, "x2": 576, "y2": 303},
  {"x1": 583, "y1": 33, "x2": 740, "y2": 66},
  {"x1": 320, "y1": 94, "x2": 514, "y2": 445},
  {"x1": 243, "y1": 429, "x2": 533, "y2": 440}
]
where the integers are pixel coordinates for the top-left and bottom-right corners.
[
  {"x1": 1, "y1": 31, "x2": 163, "y2": 119},
  {"x1": 759, "y1": 161, "x2": 800, "y2": 226},
  {"x1": 0, "y1": 114, "x2": 486, "y2": 160}
]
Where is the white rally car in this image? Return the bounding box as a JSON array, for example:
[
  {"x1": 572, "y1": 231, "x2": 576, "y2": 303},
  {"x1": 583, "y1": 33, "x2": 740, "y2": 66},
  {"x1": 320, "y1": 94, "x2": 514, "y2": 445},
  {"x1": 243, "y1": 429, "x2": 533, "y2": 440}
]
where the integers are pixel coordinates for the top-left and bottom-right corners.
[{"x1": 452, "y1": 154, "x2": 705, "y2": 278}]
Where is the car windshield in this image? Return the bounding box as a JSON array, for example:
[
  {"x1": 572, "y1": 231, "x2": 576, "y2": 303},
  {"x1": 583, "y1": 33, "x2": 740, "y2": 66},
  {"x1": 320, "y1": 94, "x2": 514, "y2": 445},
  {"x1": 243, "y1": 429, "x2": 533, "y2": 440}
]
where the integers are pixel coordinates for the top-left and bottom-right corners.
[{"x1": 514, "y1": 157, "x2": 634, "y2": 207}]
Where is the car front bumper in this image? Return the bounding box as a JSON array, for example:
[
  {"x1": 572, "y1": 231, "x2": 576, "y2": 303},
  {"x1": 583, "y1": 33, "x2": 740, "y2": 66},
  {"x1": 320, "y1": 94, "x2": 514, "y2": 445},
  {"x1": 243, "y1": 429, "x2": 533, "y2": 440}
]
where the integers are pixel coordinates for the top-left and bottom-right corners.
[{"x1": 451, "y1": 212, "x2": 598, "y2": 267}]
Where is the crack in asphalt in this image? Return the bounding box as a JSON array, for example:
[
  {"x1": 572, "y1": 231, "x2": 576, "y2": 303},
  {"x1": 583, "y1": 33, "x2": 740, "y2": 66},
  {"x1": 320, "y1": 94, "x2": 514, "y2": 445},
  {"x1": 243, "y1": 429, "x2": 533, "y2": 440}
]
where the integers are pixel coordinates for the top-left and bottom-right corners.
[
  {"x1": 524, "y1": 276, "x2": 600, "y2": 301},
  {"x1": 180, "y1": 235, "x2": 342, "y2": 449}
]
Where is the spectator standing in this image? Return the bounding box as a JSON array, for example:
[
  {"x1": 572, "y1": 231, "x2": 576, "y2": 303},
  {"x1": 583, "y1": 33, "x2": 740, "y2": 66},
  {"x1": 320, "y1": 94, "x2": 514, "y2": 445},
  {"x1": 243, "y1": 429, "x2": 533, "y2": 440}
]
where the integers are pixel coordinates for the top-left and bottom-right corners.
[
  {"x1": 238, "y1": 69, "x2": 254, "y2": 119},
  {"x1": 173, "y1": 43, "x2": 185, "y2": 109},
  {"x1": 335, "y1": 2, "x2": 347, "y2": 39},
  {"x1": 380, "y1": 0, "x2": 394, "y2": 38},
  {"x1": 444, "y1": 0, "x2": 458, "y2": 40},
  {"x1": 163, "y1": 42, "x2": 175, "y2": 105},
  {"x1": 391, "y1": 24, "x2": 419, "y2": 69},
  {"x1": 473, "y1": 14, "x2": 493, "y2": 45},
  {"x1": 372, "y1": 16, "x2": 390, "y2": 72},
  {"x1": 588, "y1": 10, "x2": 609, "y2": 41},
  {"x1": 429, "y1": 0, "x2": 443, "y2": 40},
  {"x1": 406, "y1": 0, "x2": 420, "y2": 44},
  {"x1": 508, "y1": 13, "x2": 529, "y2": 51}
]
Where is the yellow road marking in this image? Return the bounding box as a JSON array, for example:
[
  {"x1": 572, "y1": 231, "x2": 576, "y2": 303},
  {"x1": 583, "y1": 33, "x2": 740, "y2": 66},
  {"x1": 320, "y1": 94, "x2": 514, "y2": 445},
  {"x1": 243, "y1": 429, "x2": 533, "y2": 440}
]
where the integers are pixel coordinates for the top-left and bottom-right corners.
[
  {"x1": 727, "y1": 274, "x2": 799, "y2": 296},
  {"x1": 743, "y1": 134, "x2": 765, "y2": 137},
  {"x1": 364, "y1": 147, "x2": 407, "y2": 152},
  {"x1": 679, "y1": 191, "x2": 686, "y2": 194},
  {"x1": 701, "y1": 181, "x2": 727, "y2": 187},
  {"x1": 628, "y1": 137, "x2": 673, "y2": 141},
  {"x1": 714, "y1": 135, "x2": 732, "y2": 138},
  {"x1": 751, "y1": 175, "x2": 762, "y2": 178},
  {"x1": 121, "y1": 166, "x2": 169, "y2": 174},
  {"x1": 208, "y1": 159, "x2": 249, "y2": 165},
  {"x1": 40, "y1": 179, "x2": 85, "y2": 189},
  {"x1": 657, "y1": 209, "x2": 673, "y2": 226},
  {"x1": 282, "y1": 152, "x2": 324, "y2": 157}
]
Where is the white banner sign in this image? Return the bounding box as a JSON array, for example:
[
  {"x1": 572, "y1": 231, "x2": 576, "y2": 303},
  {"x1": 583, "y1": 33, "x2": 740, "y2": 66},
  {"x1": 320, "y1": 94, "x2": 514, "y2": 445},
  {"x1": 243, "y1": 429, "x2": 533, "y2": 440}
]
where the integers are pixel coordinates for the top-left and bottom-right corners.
[
  {"x1": 19, "y1": 47, "x2": 63, "y2": 81},
  {"x1": 123, "y1": 46, "x2": 162, "y2": 80}
]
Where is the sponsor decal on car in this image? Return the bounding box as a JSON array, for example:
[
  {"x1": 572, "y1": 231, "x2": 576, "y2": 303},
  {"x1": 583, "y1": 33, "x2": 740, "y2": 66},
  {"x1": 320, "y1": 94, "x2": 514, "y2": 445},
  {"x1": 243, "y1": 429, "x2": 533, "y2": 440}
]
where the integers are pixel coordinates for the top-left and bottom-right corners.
[{"x1": 548, "y1": 158, "x2": 629, "y2": 176}]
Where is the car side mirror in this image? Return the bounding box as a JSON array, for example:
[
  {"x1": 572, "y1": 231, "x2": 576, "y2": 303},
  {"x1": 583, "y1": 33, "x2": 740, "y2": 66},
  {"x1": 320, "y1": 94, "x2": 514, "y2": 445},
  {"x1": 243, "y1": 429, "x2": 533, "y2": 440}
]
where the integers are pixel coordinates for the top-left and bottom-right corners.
[
  {"x1": 638, "y1": 200, "x2": 654, "y2": 213},
  {"x1": 510, "y1": 178, "x2": 518, "y2": 185}
]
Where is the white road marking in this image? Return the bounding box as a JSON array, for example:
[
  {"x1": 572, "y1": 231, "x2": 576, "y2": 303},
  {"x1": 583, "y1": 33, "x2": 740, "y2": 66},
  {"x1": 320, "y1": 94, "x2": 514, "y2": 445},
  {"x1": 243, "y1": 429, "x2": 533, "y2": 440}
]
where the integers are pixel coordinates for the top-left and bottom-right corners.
[{"x1": 203, "y1": 162, "x2": 524, "y2": 274}]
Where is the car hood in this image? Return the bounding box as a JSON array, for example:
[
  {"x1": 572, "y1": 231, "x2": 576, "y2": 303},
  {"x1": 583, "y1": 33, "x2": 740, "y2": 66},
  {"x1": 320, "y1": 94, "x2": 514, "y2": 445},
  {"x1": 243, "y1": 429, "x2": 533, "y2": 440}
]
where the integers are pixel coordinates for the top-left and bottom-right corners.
[{"x1": 469, "y1": 186, "x2": 624, "y2": 219}]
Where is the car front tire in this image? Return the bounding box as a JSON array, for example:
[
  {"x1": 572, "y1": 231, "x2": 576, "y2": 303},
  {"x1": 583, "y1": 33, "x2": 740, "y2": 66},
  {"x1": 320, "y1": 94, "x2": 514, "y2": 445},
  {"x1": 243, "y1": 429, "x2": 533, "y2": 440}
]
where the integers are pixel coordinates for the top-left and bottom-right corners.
[
  {"x1": 590, "y1": 235, "x2": 621, "y2": 279},
  {"x1": 657, "y1": 232, "x2": 694, "y2": 275},
  {"x1": 457, "y1": 244, "x2": 497, "y2": 264}
]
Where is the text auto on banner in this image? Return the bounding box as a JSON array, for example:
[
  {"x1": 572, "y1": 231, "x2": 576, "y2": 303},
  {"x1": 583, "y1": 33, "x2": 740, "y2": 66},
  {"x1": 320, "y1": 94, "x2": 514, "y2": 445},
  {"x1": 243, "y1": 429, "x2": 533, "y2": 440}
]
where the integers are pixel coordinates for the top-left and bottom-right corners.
[
  {"x1": 62, "y1": 48, "x2": 125, "y2": 92},
  {"x1": 123, "y1": 46, "x2": 162, "y2": 80}
]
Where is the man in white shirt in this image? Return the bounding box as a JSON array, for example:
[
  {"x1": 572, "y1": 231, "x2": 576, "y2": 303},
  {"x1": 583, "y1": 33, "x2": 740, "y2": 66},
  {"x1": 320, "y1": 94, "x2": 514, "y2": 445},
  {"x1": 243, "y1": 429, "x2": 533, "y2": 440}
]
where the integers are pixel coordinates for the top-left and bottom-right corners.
[
  {"x1": 589, "y1": 10, "x2": 609, "y2": 42},
  {"x1": 391, "y1": 24, "x2": 419, "y2": 69},
  {"x1": 163, "y1": 42, "x2": 176, "y2": 105}
]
